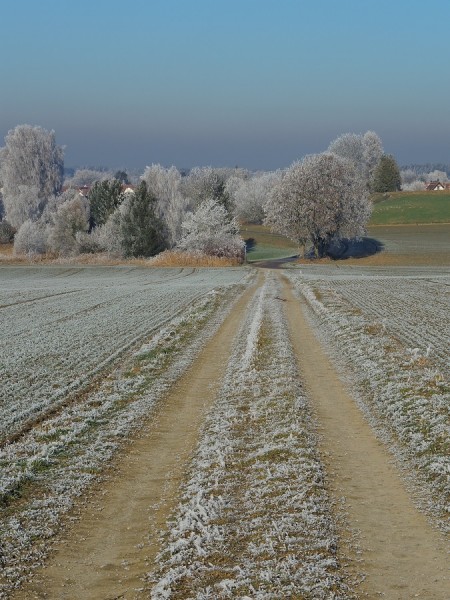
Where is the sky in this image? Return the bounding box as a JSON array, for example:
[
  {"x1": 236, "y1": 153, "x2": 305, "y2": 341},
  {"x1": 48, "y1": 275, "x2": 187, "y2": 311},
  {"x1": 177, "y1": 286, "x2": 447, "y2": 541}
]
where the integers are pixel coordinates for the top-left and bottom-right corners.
[{"x1": 1, "y1": 0, "x2": 450, "y2": 171}]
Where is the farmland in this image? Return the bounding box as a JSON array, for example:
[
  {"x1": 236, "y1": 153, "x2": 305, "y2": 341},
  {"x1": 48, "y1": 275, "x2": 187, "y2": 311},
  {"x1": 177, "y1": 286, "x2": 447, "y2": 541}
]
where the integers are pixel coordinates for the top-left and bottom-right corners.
[
  {"x1": 286, "y1": 265, "x2": 450, "y2": 533},
  {"x1": 1, "y1": 263, "x2": 449, "y2": 599},
  {"x1": 0, "y1": 266, "x2": 248, "y2": 442},
  {"x1": 370, "y1": 191, "x2": 450, "y2": 225},
  {"x1": 0, "y1": 266, "x2": 251, "y2": 596}
]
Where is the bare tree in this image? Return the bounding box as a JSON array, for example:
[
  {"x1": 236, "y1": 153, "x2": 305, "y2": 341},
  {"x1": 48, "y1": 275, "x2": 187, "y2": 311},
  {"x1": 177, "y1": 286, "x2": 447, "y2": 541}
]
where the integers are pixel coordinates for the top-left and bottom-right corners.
[
  {"x1": 64, "y1": 168, "x2": 112, "y2": 188},
  {"x1": 400, "y1": 169, "x2": 419, "y2": 185},
  {"x1": 401, "y1": 180, "x2": 426, "y2": 191},
  {"x1": 181, "y1": 167, "x2": 233, "y2": 213},
  {"x1": 401, "y1": 169, "x2": 426, "y2": 191},
  {"x1": 1, "y1": 185, "x2": 41, "y2": 229},
  {"x1": 328, "y1": 133, "x2": 364, "y2": 169},
  {"x1": 362, "y1": 131, "x2": 384, "y2": 186},
  {"x1": 230, "y1": 171, "x2": 282, "y2": 224},
  {"x1": 0, "y1": 125, "x2": 64, "y2": 227},
  {"x1": 328, "y1": 130, "x2": 383, "y2": 188},
  {"x1": 264, "y1": 153, "x2": 370, "y2": 258},
  {"x1": 141, "y1": 164, "x2": 188, "y2": 246},
  {"x1": 426, "y1": 169, "x2": 448, "y2": 182}
]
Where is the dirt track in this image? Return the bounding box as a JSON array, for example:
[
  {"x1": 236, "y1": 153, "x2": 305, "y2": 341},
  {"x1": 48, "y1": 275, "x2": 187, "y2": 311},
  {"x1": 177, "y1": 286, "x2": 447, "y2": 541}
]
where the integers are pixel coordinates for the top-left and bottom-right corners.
[
  {"x1": 280, "y1": 275, "x2": 449, "y2": 599},
  {"x1": 13, "y1": 271, "x2": 449, "y2": 599}
]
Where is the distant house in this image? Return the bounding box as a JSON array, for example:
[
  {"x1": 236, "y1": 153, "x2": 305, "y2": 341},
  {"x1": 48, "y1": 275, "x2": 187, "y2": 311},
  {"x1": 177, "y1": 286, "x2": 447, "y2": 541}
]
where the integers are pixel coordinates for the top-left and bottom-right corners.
[
  {"x1": 77, "y1": 185, "x2": 91, "y2": 197},
  {"x1": 62, "y1": 183, "x2": 136, "y2": 198},
  {"x1": 425, "y1": 180, "x2": 446, "y2": 191}
]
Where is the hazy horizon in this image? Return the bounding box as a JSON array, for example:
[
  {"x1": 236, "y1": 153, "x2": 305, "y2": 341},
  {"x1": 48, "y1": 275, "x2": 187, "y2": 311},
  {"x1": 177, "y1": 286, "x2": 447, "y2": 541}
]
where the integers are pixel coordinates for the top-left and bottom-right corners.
[{"x1": 2, "y1": 0, "x2": 450, "y2": 171}]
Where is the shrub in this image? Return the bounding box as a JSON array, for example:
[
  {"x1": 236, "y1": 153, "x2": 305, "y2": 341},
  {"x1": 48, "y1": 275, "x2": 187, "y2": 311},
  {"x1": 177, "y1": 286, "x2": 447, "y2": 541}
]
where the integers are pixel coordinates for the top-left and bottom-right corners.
[
  {"x1": 0, "y1": 220, "x2": 15, "y2": 244},
  {"x1": 13, "y1": 220, "x2": 47, "y2": 255}
]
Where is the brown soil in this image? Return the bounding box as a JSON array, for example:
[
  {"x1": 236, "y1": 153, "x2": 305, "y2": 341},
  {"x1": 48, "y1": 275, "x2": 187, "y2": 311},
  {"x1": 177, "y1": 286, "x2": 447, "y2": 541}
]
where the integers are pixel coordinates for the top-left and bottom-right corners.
[
  {"x1": 280, "y1": 273, "x2": 449, "y2": 599},
  {"x1": 11, "y1": 270, "x2": 449, "y2": 600}
]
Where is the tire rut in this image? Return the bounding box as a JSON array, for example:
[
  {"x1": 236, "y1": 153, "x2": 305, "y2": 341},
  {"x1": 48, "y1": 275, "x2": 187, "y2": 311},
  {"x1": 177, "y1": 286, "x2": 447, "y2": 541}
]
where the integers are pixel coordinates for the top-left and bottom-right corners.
[
  {"x1": 279, "y1": 272, "x2": 449, "y2": 600},
  {"x1": 11, "y1": 275, "x2": 262, "y2": 600}
]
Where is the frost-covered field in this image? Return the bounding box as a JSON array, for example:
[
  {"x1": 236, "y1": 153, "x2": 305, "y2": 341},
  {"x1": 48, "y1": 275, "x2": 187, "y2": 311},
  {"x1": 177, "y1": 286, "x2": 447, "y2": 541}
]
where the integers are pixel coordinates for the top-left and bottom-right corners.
[
  {"x1": 150, "y1": 273, "x2": 353, "y2": 599},
  {"x1": 286, "y1": 265, "x2": 450, "y2": 531},
  {"x1": 0, "y1": 266, "x2": 248, "y2": 441},
  {"x1": 0, "y1": 266, "x2": 250, "y2": 597}
]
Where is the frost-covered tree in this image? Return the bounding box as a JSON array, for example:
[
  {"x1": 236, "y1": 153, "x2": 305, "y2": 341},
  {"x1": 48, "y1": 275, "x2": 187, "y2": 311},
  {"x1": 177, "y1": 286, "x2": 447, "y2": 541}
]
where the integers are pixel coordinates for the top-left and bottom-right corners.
[
  {"x1": 265, "y1": 153, "x2": 370, "y2": 258},
  {"x1": 372, "y1": 155, "x2": 401, "y2": 192},
  {"x1": 400, "y1": 169, "x2": 419, "y2": 185},
  {"x1": 328, "y1": 133, "x2": 364, "y2": 168},
  {"x1": 264, "y1": 169, "x2": 308, "y2": 250},
  {"x1": 88, "y1": 179, "x2": 125, "y2": 228},
  {"x1": 13, "y1": 219, "x2": 48, "y2": 255},
  {"x1": 141, "y1": 164, "x2": 188, "y2": 246},
  {"x1": 47, "y1": 195, "x2": 90, "y2": 256},
  {"x1": 182, "y1": 167, "x2": 233, "y2": 213},
  {"x1": 230, "y1": 171, "x2": 282, "y2": 224},
  {"x1": 178, "y1": 198, "x2": 245, "y2": 259},
  {"x1": 400, "y1": 168, "x2": 426, "y2": 191},
  {"x1": 120, "y1": 181, "x2": 168, "y2": 257},
  {"x1": 362, "y1": 131, "x2": 384, "y2": 186},
  {"x1": 64, "y1": 168, "x2": 112, "y2": 188},
  {"x1": 401, "y1": 180, "x2": 426, "y2": 191},
  {"x1": 92, "y1": 210, "x2": 124, "y2": 256},
  {"x1": 0, "y1": 125, "x2": 64, "y2": 227},
  {"x1": 328, "y1": 130, "x2": 383, "y2": 189},
  {"x1": 426, "y1": 169, "x2": 448, "y2": 182},
  {"x1": 0, "y1": 185, "x2": 42, "y2": 229}
]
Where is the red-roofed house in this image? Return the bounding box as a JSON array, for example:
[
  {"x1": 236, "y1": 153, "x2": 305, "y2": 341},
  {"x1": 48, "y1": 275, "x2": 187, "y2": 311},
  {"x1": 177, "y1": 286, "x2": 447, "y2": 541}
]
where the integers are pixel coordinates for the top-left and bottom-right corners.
[{"x1": 425, "y1": 181, "x2": 445, "y2": 191}]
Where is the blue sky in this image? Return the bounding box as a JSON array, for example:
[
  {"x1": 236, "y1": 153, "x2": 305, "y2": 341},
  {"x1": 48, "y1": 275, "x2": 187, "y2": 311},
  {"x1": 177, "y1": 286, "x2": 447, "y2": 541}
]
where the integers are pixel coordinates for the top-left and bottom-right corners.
[{"x1": 1, "y1": 0, "x2": 450, "y2": 170}]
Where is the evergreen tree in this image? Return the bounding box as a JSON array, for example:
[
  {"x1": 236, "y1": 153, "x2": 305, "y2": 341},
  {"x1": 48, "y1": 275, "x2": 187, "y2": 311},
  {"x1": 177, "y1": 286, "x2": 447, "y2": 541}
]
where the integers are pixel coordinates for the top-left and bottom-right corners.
[
  {"x1": 120, "y1": 182, "x2": 167, "y2": 257},
  {"x1": 89, "y1": 179, "x2": 124, "y2": 228},
  {"x1": 114, "y1": 170, "x2": 130, "y2": 184},
  {"x1": 372, "y1": 155, "x2": 401, "y2": 192}
]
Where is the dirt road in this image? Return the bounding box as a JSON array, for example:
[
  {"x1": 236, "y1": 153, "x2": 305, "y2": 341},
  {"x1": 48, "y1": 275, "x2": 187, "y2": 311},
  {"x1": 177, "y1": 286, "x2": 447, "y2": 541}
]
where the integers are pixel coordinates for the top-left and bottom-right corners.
[
  {"x1": 280, "y1": 275, "x2": 449, "y2": 599},
  {"x1": 12, "y1": 277, "x2": 261, "y2": 600},
  {"x1": 13, "y1": 271, "x2": 448, "y2": 599}
]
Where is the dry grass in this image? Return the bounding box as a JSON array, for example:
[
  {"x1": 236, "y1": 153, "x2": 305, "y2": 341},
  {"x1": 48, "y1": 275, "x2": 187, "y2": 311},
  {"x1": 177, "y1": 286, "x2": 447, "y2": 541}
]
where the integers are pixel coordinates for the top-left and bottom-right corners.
[
  {"x1": 0, "y1": 248, "x2": 242, "y2": 268},
  {"x1": 147, "y1": 250, "x2": 242, "y2": 267}
]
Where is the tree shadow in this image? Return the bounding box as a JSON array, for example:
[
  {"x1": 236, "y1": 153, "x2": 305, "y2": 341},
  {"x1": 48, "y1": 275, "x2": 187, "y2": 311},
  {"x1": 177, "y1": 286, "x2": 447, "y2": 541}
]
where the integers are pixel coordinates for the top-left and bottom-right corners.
[
  {"x1": 244, "y1": 237, "x2": 256, "y2": 251},
  {"x1": 327, "y1": 237, "x2": 384, "y2": 260}
]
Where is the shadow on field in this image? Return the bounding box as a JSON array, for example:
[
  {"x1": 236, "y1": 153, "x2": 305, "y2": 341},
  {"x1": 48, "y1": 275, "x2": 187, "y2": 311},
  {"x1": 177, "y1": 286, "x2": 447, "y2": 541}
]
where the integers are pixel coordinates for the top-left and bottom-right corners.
[
  {"x1": 249, "y1": 255, "x2": 300, "y2": 269},
  {"x1": 249, "y1": 236, "x2": 384, "y2": 268},
  {"x1": 327, "y1": 237, "x2": 384, "y2": 260},
  {"x1": 244, "y1": 238, "x2": 256, "y2": 251}
]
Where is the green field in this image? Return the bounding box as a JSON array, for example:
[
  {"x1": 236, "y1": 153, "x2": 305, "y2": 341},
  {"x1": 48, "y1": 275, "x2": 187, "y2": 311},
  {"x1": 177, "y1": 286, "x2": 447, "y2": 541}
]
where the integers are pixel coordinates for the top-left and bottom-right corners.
[
  {"x1": 241, "y1": 224, "x2": 298, "y2": 262},
  {"x1": 241, "y1": 196, "x2": 450, "y2": 265},
  {"x1": 370, "y1": 191, "x2": 450, "y2": 225}
]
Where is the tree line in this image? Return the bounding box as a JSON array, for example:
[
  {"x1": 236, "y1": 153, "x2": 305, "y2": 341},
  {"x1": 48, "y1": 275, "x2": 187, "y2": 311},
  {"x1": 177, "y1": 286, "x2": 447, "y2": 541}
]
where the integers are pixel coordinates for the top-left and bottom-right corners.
[{"x1": 0, "y1": 124, "x2": 401, "y2": 259}]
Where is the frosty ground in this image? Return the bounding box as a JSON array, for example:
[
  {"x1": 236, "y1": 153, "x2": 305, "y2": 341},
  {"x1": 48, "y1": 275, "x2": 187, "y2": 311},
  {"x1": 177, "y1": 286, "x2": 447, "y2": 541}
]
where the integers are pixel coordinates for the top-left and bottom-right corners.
[{"x1": 0, "y1": 264, "x2": 448, "y2": 599}]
